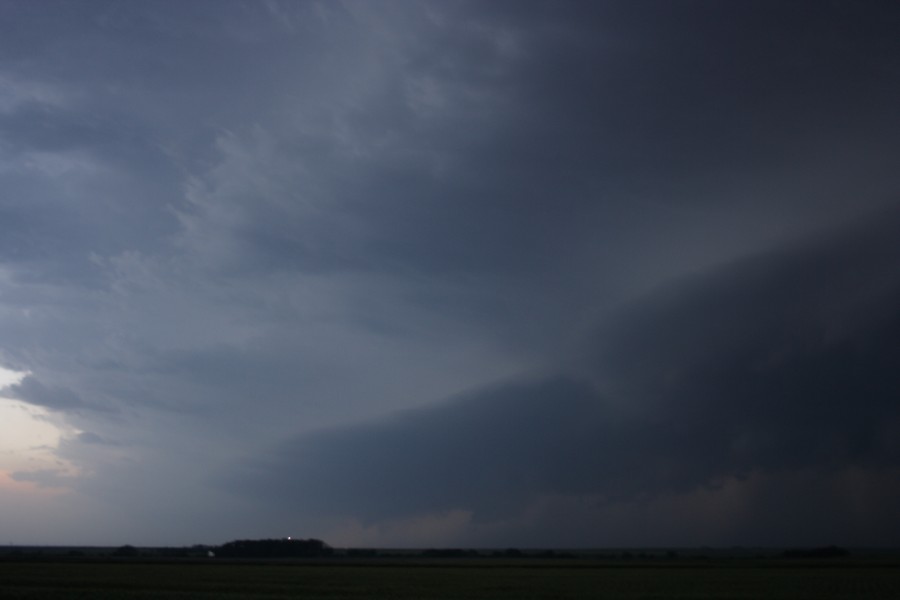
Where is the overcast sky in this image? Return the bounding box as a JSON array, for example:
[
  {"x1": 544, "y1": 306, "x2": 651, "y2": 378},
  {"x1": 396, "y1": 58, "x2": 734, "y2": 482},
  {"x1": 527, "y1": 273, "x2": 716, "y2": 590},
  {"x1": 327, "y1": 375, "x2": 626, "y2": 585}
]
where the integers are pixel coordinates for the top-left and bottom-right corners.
[{"x1": 1, "y1": 0, "x2": 899, "y2": 548}]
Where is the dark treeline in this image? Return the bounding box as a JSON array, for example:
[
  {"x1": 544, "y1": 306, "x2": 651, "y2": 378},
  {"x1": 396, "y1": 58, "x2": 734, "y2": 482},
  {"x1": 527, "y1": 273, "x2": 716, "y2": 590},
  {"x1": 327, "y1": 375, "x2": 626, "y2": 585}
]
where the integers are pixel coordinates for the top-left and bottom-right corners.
[
  {"x1": 0, "y1": 542, "x2": 865, "y2": 563},
  {"x1": 215, "y1": 538, "x2": 333, "y2": 558}
]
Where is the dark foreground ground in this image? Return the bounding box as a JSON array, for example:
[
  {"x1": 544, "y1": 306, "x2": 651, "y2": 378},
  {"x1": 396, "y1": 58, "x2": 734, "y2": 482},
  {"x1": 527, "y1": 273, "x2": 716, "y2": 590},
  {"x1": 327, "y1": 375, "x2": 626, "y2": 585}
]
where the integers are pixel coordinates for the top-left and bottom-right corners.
[{"x1": 2, "y1": 557, "x2": 900, "y2": 599}]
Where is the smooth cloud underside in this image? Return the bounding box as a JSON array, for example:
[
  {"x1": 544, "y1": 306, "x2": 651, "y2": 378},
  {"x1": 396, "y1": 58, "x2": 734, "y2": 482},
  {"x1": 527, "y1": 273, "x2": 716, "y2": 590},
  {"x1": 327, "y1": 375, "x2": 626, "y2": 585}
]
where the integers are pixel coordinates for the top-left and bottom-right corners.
[
  {"x1": 233, "y1": 208, "x2": 900, "y2": 539},
  {"x1": 0, "y1": 375, "x2": 115, "y2": 413}
]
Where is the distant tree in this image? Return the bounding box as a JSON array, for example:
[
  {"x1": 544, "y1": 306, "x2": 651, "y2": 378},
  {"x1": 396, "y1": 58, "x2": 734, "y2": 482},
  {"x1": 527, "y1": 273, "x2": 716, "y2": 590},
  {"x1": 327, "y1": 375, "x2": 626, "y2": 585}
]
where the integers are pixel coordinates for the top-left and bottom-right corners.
[{"x1": 113, "y1": 545, "x2": 139, "y2": 557}]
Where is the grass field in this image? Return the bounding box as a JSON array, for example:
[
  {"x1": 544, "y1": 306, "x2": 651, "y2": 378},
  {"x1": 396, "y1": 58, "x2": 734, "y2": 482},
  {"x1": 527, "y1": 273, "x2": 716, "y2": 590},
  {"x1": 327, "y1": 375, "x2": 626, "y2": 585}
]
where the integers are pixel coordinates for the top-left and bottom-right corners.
[{"x1": 2, "y1": 559, "x2": 899, "y2": 599}]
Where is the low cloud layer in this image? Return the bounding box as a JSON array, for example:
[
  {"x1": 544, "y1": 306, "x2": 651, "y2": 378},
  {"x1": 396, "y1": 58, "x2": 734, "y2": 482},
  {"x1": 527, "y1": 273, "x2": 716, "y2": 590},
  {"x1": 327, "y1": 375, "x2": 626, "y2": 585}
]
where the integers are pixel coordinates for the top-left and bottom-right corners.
[{"x1": 233, "y1": 208, "x2": 900, "y2": 545}]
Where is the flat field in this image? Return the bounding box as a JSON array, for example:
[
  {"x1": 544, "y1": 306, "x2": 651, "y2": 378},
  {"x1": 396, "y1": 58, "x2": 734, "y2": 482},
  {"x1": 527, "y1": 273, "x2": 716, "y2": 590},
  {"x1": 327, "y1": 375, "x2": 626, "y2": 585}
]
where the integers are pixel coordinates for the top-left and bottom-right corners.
[{"x1": 1, "y1": 559, "x2": 899, "y2": 599}]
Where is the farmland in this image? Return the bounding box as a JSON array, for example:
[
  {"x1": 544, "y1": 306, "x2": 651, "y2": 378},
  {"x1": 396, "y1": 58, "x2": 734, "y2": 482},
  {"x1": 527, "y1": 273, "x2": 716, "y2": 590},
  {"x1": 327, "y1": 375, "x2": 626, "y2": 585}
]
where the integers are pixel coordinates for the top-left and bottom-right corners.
[{"x1": 1, "y1": 557, "x2": 899, "y2": 599}]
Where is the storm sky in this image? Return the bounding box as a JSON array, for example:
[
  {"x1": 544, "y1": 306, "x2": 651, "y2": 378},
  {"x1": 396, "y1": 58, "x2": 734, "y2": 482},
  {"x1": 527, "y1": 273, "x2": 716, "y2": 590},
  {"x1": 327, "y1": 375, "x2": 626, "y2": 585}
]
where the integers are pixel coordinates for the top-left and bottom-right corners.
[{"x1": 1, "y1": 0, "x2": 899, "y2": 548}]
